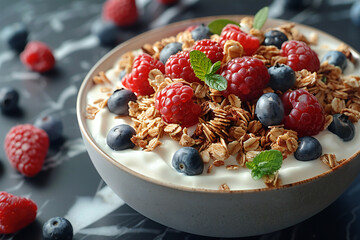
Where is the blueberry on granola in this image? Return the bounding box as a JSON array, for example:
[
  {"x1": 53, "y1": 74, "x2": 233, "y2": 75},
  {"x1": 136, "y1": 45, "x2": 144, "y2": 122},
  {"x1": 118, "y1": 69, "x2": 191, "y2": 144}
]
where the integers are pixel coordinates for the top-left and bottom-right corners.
[
  {"x1": 42, "y1": 217, "x2": 73, "y2": 240},
  {"x1": 268, "y1": 64, "x2": 296, "y2": 92},
  {"x1": 328, "y1": 114, "x2": 355, "y2": 141},
  {"x1": 172, "y1": 147, "x2": 204, "y2": 176},
  {"x1": 0, "y1": 87, "x2": 20, "y2": 114},
  {"x1": 294, "y1": 136, "x2": 322, "y2": 161},
  {"x1": 34, "y1": 115, "x2": 63, "y2": 143},
  {"x1": 107, "y1": 89, "x2": 137, "y2": 116},
  {"x1": 106, "y1": 124, "x2": 136, "y2": 150},
  {"x1": 263, "y1": 30, "x2": 288, "y2": 49},
  {"x1": 321, "y1": 51, "x2": 347, "y2": 72},
  {"x1": 159, "y1": 42, "x2": 183, "y2": 64},
  {"x1": 191, "y1": 24, "x2": 211, "y2": 41},
  {"x1": 255, "y1": 92, "x2": 284, "y2": 127}
]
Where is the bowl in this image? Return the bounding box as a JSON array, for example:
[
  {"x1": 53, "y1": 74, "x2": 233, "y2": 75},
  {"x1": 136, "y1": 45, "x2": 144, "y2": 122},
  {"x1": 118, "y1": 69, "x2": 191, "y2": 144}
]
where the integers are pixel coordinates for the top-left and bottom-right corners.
[{"x1": 76, "y1": 16, "x2": 360, "y2": 237}]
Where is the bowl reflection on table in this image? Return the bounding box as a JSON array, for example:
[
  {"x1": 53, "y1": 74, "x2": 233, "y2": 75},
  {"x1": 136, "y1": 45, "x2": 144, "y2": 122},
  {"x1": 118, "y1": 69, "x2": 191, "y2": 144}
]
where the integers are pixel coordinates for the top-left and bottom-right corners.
[{"x1": 76, "y1": 16, "x2": 360, "y2": 237}]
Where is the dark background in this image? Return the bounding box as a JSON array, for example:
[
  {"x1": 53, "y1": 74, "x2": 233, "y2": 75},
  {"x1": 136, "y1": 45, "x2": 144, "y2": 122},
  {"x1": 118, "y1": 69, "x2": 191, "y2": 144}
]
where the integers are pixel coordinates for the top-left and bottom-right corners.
[{"x1": 1, "y1": 0, "x2": 360, "y2": 239}]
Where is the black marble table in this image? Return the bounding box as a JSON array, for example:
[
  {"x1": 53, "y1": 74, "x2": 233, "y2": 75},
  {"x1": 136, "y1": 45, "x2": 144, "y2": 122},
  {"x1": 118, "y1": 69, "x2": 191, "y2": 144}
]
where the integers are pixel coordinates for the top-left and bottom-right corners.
[{"x1": 1, "y1": 0, "x2": 360, "y2": 239}]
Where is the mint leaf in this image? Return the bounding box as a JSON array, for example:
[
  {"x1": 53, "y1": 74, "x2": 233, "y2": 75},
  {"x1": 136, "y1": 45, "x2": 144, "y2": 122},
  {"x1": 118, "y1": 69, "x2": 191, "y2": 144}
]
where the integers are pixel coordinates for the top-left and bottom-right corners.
[
  {"x1": 246, "y1": 150, "x2": 283, "y2": 180},
  {"x1": 208, "y1": 19, "x2": 239, "y2": 35},
  {"x1": 253, "y1": 6, "x2": 269, "y2": 30},
  {"x1": 189, "y1": 50, "x2": 212, "y2": 80},
  {"x1": 189, "y1": 50, "x2": 228, "y2": 91},
  {"x1": 205, "y1": 74, "x2": 227, "y2": 91},
  {"x1": 209, "y1": 61, "x2": 221, "y2": 75}
]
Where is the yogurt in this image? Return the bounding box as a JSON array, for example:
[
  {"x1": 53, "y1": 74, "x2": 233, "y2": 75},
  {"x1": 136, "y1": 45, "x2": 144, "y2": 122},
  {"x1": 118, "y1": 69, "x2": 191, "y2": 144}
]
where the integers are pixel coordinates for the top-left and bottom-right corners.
[{"x1": 85, "y1": 29, "x2": 360, "y2": 191}]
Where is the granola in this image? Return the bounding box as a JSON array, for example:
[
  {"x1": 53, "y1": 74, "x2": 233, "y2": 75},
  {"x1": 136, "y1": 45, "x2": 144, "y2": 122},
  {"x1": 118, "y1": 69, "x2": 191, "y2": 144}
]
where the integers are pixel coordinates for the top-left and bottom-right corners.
[{"x1": 85, "y1": 17, "x2": 360, "y2": 190}]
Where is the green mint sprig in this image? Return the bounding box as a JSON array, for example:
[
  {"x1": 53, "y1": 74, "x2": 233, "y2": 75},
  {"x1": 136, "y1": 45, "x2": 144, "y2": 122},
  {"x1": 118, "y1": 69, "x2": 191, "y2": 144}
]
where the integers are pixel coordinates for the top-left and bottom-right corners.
[
  {"x1": 253, "y1": 6, "x2": 269, "y2": 30},
  {"x1": 246, "y1": 149, "x2": 283, "y2": 180},
  {"x1": 207, "y1": 6, "x2": 269, "y2": 34},
  {"x1": 189, "y1": 50, "x2": 227, "y2": 91},
  {"x1": 208, "y1": 19, "x2": 239, "y2": 35}
]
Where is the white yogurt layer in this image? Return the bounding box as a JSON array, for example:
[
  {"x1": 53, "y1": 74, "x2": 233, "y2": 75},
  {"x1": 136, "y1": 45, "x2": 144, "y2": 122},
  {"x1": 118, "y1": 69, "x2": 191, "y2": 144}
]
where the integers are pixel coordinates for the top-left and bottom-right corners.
[{"x1": 86, "y1": 36, "x2": 360, "y2": 191}]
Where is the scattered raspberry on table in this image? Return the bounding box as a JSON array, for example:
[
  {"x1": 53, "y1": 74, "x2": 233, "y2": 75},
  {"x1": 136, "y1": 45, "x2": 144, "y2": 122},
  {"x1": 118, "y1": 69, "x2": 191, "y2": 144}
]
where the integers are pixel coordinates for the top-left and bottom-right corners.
[
  {"x1": 4, "y1": 124, "x2": 49, "y2": 177},
  {"x1": 20, "y1": 41, "x2": 55, "y2": 73},
  {"x1": 0, "y1": 191, "x2": 37, "y2": 234},
  {"x1": 281, "y1": 40, "x2": 320, "y2": 72},
  {"x1": 122, "y1": 53, "x2": 165, "y2": 96},
  {"x1": 155, "y1": 82, "x2": 201, "y2": 127},
  {"x1": 102, "y1": 0, "x2": 138, "y2": 27}
]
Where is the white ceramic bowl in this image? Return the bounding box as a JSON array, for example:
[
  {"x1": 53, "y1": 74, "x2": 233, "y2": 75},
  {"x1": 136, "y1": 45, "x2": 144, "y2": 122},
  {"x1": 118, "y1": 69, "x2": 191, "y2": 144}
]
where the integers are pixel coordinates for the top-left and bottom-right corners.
[{"x1": 77, "y1": 16, "x2": 360, "y2": 237}]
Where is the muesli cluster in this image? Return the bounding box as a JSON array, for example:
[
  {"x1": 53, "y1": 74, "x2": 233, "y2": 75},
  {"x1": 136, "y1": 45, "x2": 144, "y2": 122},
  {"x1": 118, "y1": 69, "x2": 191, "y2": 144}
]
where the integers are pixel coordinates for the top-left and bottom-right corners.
[{"x1": 87, "y1": 11, "x2": 360, "y2": 187}]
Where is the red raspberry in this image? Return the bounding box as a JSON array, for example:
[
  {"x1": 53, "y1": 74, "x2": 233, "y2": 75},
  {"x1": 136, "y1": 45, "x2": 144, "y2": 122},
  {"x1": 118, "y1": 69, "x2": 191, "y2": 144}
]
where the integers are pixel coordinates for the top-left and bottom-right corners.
[
  {"x1": 282, "y1": 89, "x2": 325, "y2": 137},
  {"x1": 20, "y1": 41, "x2": 55, "y2": 73},
  {"x1": 185, "y1": 25, "x2": 198, "y2": 32},
  {"x1": 0, "y1": 192, "x2": 37, "y2": 234},
  {"x1": 193, "y1": 39, "x2": 224, "y2": 63},
  {"x1": 122, "y1": 53, "x2": 165, "y2": 96},
  {"x1": 165, "y1": 51, "x2": 200, "y2": 83},
  {"x1": 102, "y1": 0, "x2": 138, "y2": 27},
  {"x1": 220, "y1": 56, "x2": 270, "y2": 101},
  {"x1": 281, "y1": 40, "x2": 320, "y2": 72},
  {"x1": 4, "y1": 124, "x2": 49, "y2": 177},
  {"x1": 155, "y1": 82, "x2": 201, "y2": 127},
  {"x1": 219, "y1": 24, "x2": 260, "y2": 56}
]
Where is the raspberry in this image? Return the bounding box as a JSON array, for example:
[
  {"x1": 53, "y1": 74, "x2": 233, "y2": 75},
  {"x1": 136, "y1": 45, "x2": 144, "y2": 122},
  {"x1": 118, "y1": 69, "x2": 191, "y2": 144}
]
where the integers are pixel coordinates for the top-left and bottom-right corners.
[
  {"x1": 219, "y1": 24, "x2": 260, "y2": 56},
  {"x1": 281, "y1": 40, "x2": 320, "y2": 72},
  {"x1": 165, "y1": 51, "x2": 200, "y2": 83},
  {"x1": 4, "y1": 124, "x2": 49, "y2": 177},
  {"x1": 122, "y1": 53, "x2": 165, "y2": 96},
  {"x1": 220, "y1": 56, "x2": 270, "y2": 101},
  {"x1": 282, "y1": 89, "x2": 325, "y2": 137},
  {"x1": 0, "y1": 192, "x2": 37, "y2": 234},
  {"x1": 20, "y1": 41, "x2": 55, "y2": 73},
  {"x1": 193, "y1": 39, "x2": 224, "y2": 63},
  {"x1": 155, "y1": 82, "x2": 201, "y2": 127},
  {"x1": 102, "y1": 0, "x2": 138, "y2": 27}
]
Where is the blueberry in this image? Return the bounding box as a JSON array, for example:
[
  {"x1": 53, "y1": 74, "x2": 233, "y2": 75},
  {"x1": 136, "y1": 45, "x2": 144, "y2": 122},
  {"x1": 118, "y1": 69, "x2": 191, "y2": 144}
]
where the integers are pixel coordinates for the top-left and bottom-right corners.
[
  {"x1": 321, "y1": 51, "x2": 347, "y2": 72},
  {"x1": 42, "y1": 217, "x2": 73, "y2": 240},
  {"x1": 351, "y1": 2, "x2": 360, "y2": 27},
  {"x1": 294, "y1": 136, "x2": 322, "y2": 161},
  {"x1": 255, "y1": 92, "x2": 284, "y2": 127},
  {"x1": 268, "y1": 64, "x2": 296, "y2": 92},
  {"x1": 0, "y1": 87, "x2": 19, "y2": 114},
  {"x1": 284, "y1": 0, "x2": 311, "y2": 10},
  {"x1": 263, "y1": 30, "x2": 288, "y2": 49},
  {"x1": 3, "y1": 23, "x2": 28, "y2": 52},
  {"x1": 159, "y1": 42, "x2": 182, "y2": 64},
  {"x1": 119, "y1": 70, "x2": 127, "y2": 81},
  {"x1": 91, "y1": 20, "x2": 123, "y2": 47},
  {"x1": 172, "y1": 147, "x2": 203, "y2": 176},
  {"x1": 328, "y1": 114, "x2": 355, "y2": 141},
  {"x1": 106, "y1": 124, "x2": 136, "y2": 150},
  {"x1": 191, "y1": 24, "x2": 211, "y2": 41},
  {"x1": 107, "y1": 89, "x2": 137, "y2": 115},
  {"x1": 34, "y1": 115, "x2": 63, "y2": 142}
]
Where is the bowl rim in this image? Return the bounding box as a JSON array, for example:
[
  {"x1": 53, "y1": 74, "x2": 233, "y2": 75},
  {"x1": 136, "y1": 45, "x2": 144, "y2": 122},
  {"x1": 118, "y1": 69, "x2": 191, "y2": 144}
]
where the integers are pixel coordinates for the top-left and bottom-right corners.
[{"x1": 77, "y1": 15, "x2": 360, "y2": 194}]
